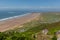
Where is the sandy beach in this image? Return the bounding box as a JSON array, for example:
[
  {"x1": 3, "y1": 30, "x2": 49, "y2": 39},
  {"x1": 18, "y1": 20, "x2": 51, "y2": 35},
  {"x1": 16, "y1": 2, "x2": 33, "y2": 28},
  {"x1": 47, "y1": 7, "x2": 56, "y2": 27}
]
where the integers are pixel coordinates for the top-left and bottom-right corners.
[{"x1": 0, "y1": 13, "x2": 40, "y2": 32}]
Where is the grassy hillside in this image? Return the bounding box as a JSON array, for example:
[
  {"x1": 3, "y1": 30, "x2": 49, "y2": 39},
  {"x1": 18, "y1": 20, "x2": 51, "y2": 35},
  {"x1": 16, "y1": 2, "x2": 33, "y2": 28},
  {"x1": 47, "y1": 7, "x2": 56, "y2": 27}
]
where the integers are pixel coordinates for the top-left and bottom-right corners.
[
  {"x1": 41, "y1": 12, "x2": 60, "y2": 23},
  {"x1": 0, "y1": 12, "x2": 60, "y2": 40}
]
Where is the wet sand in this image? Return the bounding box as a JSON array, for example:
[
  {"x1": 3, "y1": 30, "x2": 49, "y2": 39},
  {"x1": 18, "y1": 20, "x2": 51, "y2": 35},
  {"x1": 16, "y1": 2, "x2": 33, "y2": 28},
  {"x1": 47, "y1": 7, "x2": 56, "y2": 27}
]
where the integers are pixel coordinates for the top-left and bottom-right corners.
[{"x1": 0, "y1": 13, "x2": 40, "y2": 32}]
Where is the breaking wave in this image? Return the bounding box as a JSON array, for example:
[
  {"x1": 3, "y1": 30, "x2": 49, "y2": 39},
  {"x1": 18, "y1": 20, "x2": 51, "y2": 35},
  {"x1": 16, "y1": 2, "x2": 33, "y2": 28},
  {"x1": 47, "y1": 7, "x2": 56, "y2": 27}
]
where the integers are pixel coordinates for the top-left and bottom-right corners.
[{"x1": 0, "y1": 13, "x2": 31, "y2": 21}]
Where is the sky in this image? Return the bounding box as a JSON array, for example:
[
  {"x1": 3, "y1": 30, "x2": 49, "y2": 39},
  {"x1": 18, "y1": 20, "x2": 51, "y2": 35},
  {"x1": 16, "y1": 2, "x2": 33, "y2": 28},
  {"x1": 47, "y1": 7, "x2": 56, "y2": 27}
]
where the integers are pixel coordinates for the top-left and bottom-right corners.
[{"x1": 0, "y1": 0, "x2": 60, "y2": 9}]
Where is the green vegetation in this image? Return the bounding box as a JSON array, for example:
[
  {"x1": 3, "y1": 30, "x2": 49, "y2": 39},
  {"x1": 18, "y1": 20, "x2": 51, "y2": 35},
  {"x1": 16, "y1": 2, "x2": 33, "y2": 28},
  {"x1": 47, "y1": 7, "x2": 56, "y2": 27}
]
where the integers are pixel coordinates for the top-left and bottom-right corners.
[
  {"x1": 52, "y1": 35, "x2": 57, "y2": 40},
  {"x1": 0, "y1": 12, "x2": 60, "y2": 40}
]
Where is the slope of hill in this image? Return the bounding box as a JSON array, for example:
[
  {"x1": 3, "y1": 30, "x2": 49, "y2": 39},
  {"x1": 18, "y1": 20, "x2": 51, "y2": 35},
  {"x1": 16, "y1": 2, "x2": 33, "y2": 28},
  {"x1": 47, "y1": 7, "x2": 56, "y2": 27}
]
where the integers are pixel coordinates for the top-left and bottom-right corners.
[{"x1": 0, "y1": 12, "x2": 60, "y2": 40}]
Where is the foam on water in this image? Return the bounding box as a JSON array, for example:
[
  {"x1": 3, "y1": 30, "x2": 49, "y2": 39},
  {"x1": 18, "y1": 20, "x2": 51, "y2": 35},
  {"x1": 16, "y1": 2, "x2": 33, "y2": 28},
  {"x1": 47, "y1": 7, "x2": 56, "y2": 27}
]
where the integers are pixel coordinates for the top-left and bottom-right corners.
[{"x1": 0, "y1": 13, "x2": 31, "y2": 21}]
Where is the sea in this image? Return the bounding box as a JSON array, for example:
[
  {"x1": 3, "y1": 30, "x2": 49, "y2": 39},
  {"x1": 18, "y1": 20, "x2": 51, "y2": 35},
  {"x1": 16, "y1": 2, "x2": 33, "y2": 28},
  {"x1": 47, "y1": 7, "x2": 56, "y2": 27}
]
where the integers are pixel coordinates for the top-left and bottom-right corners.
[
  {"x1": 0, "y1": 9, "x2": 32, "y2": 21},
  {"x1": 0, "y1": 9, "x2": 42, "y2": 21},
  {"x1": 0, "y1": 9, "x2": 59, "y2": 21}
]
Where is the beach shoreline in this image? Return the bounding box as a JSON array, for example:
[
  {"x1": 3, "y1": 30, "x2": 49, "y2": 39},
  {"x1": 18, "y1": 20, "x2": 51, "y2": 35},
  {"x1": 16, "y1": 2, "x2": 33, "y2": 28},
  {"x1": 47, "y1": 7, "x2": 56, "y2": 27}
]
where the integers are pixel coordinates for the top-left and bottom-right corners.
[
  {"x1": 0, "y1": 13, "x2": 31, "y2": 22},
  {"x1": 0, "y1": 13, "x2": 40, "y2": 32}
]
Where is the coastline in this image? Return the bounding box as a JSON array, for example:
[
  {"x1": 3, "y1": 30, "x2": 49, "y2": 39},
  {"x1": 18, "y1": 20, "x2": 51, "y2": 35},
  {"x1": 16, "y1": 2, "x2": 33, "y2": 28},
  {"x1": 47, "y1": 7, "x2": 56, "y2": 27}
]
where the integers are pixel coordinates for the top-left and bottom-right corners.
[
  {"x1": 0, "y1": 13, "x2": 31, "y2": 21},
  {"x1": 0, "y1": 13, "x2": 40, "y2": 32}
]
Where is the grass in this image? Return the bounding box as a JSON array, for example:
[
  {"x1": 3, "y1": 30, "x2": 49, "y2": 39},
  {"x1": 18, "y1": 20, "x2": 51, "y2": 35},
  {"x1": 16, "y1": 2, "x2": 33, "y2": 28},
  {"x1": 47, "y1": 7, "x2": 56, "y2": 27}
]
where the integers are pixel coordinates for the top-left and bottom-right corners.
[
  {"x1": 13, "y1": 12, "x2": 60, "y2": 35},
  {"x1": 42, "y1": 13, "x2": 60, "y2": 22},
  {"x1": 1, "y1": 12, "x2": 60, "y2": 40}
]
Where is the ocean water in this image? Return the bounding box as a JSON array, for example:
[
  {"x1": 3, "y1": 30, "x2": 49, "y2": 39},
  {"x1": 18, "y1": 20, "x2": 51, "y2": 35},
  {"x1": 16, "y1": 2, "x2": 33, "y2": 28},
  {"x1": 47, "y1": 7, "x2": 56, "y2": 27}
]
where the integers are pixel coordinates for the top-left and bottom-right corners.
[
  {"x1": 0, "y1": 9, "x2": 58, "y2": 21},
  {"x1": 0, "y1": 11, "x2": 25, "y2": 19},
  {"x1": 0, "y1": 10, "x2": 31, "y2": 21},
  {"x1": 0, "y1": 9, "x2": 41, "y2": 20}
]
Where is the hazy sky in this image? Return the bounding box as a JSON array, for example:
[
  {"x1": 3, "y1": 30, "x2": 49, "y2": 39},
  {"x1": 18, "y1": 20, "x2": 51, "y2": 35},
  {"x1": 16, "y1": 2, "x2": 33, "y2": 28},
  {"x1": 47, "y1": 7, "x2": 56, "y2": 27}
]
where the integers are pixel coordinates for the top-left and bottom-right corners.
[{"x1": 0, "y1": 0, "x2": 60, "y2": 9}]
